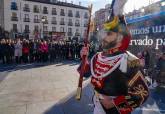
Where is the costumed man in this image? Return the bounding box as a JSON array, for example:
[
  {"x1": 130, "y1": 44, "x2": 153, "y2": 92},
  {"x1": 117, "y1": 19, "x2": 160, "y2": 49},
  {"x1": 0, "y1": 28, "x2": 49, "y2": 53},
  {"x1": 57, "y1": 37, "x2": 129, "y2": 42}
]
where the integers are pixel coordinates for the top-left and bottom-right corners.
[{"x1": 78, "y1": 0, "x2": 149, "y2": 114}]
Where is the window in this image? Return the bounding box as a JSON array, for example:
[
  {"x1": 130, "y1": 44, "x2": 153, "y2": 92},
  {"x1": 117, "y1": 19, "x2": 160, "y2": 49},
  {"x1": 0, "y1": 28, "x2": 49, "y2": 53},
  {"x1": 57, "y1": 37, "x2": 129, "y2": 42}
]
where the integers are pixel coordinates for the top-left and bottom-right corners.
[
  {"x1": 43, "y1": 26, "x2": 48, "y2": 31},
  {"x1": 75, "y1": 29, "x2": 80, "y2": 36},
  {"x1": 24, "y1": 25, "x2": 30, "y2": 33},
  {"x1": 13, "y1": 24, "x2": 17, "y2": 32},
  {"x1": 75, "y1": 20, "x2": 80, "y2": 26},
  {"x1": 60, "y1": 27, "x2": 64, "y2": 32},
  {"x1": 68, "y1": 19, "x2": 73, "y2": 26},
  {"x1": 52, "y1": 17, "x2": 56, "y2": 21},
  {"x1": 68, "y1": 28, "x2": 72, "y2": 36},
  {"x1": 24, "y1": 14, "x2": 30, "y2": 22},
  {"x1": 11, "y1": 2, "x2": 18, "y2": 10},
  {"x1": 11, "y1": 12, "x2": 18, "y2": 21},
  {"x1": 68, "y1": 28, "x2": 72, "y2": 32},
  {"x1": 52, "y1": 27, "x2": 56, "y2": 32},
  {"x1": 68, "y1": 10, "x2": 73, "y2": 17},
  {"x1": 34, "y1": 5, "x2": 39, "y2": 13},
  {"x1": 43, "y1": 7, "x2": 48, "y2": 14},
  {"x1": 24, "y1": 14, "x2": 29, "y2": 18},
  {"x1": 52, "y1": 8, "x2": 57, "y2": 15},
  {"x1": 24, "y1": 4, "x2": 30, "y2": 12},
  {"x1": 52, "y1": 17, "x2": 57, "y2": 24},
  {"x1": 34, "y1": 25, "x2": 39, "y2": 32},
  {"x1": 60, "y1": 9, "x2": 65, "y2": 16},
  {"x1": 60, "y1": 18, "x2": 65, "y2": 25},
  {"x1": 84, "y1": 12, "x2": 88, "y2": 19},
  {"x1": 34, "y1": 15, "x2": 38, "y2": 19},
  {"x1": 75, "y1": 11, "x2": 80, "y2": 18},
  {"x1": 34, "y1": 15, "x2": 39, "y2": 23}
]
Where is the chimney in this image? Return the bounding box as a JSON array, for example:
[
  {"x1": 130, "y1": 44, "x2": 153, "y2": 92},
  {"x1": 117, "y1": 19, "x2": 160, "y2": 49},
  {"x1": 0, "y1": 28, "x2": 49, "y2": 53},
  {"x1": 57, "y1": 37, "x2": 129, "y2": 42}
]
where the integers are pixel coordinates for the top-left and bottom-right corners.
[
  {"x1": 71, "y1": 1, "x2": 73, "y2": 4},
  {"x1": 79, "y1": 2, "x2": 81, "y2": 6}
]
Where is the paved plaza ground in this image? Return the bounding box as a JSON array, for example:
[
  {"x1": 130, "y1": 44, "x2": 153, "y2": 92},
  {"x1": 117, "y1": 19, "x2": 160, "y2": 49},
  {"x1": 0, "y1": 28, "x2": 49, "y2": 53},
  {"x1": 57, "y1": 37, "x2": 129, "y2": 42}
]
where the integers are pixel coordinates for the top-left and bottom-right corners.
[{"x1": 0, "y1": 61, "x2": 165, "y2": 114}]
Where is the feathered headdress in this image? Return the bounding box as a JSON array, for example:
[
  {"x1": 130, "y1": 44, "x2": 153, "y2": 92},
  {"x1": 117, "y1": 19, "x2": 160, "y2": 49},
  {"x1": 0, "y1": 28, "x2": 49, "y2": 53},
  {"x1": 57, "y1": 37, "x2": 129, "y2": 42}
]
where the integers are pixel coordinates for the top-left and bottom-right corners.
[
  {"x1": 104, "y1": 0, "x2": 131, "y2": 52},
  {"x1": 104, "y1": 0, "x2": 127, "y2": 33}
]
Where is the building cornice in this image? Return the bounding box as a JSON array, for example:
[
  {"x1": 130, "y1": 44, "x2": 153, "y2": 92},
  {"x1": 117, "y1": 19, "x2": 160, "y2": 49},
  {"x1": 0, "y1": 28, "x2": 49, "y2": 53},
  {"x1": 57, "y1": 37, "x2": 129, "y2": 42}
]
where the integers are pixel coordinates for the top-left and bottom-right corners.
[{"x1": 25, "y1": 0, "x2": 88, "y2": 10}]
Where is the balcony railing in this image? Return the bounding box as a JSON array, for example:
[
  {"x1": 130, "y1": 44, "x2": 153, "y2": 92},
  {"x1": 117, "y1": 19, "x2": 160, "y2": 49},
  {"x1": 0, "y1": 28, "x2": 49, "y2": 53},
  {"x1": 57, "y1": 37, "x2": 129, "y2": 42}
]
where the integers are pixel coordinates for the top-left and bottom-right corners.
[
  {"x1": 68, "y1": 32, "x2": 73, "y2": 36},
  {"x1": 23, "y1": 7, "x2": 30, "y2": 12},
  {"x1": 68, "y1": 13, "x2": 73, "y2": 17},
  {"x1": 51, "y1": 21, "x2": 57, "y2": 25},
  {"x1": 68, "y1": 22, "x2": 73, "y2": 26},
  {"x1": 60, "y1": 12, "x2": 65, "y2": 16},
  {"x1": 75, "y1": 14, "x2": 80, "y2": 18},
  {"x1": 24, "y1": 29, "x2": 30, "y2": 33},
  {"x1": 75, "y1": 23, "x2": 80, "y2": 27},
  {"x1": 11, "y1": 17, "x2": 18, "y2": 21},
  {"x1": 60, "y1": 22, "x2": 65, "y2": 25},
  {"x1": 43, "y1": 10, "x2": 48, "y2": 14},
  {"x1": 34, "y1": 19, "x2": 40, "y2": 23},
  {"x1": 33, "y1": 9, "x2": 40, "y2": 13},
  {"x1": 24, "y1": 18, "x2": 30, "y2": 22},
  {"x1": 13, "y1": 29, "x2": 18, "y2": 32},
  {"x1": 52, "y1": 11, "x2": 57, "y2": 15},
  {"x1": 75, "y1": 32, "x2": 80, "y2": 36}
]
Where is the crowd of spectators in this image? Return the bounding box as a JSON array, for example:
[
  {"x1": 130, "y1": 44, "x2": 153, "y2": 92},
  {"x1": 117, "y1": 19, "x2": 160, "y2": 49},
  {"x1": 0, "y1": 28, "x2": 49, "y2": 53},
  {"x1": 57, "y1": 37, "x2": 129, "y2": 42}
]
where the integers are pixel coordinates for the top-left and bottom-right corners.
[{"x1": 0, "y1": 38, "x2": 84, "y2": 64}]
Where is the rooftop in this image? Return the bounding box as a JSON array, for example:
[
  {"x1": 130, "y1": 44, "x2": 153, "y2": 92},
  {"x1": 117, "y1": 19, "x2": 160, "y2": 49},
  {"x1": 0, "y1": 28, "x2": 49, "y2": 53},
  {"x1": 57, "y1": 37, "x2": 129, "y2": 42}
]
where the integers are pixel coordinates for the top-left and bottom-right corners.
[{"x1": 25, "y1": 0, "x2": 88, "y2": 10}]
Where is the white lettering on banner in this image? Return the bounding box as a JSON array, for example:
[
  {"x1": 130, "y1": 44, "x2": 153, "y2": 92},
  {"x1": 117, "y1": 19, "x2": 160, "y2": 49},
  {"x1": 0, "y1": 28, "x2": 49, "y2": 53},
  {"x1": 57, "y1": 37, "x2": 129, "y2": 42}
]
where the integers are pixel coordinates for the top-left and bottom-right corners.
[
  {"x1": 129, "y1": 25, "x2": 165, "y2": 35},
  {"x1": 130, "y1": 36, "x2": 165, "y2": 49}
]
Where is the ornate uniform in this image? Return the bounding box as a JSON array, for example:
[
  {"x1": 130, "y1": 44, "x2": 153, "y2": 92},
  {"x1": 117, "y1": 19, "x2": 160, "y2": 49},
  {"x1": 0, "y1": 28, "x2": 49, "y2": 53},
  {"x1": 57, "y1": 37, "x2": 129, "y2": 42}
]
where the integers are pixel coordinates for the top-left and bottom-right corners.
[
  {"x1": 78, "y1": 0, "x2": 149, "y2": 113},
  {"x1": 79, "y1": 50, "x2": 149, "y2": 114}
]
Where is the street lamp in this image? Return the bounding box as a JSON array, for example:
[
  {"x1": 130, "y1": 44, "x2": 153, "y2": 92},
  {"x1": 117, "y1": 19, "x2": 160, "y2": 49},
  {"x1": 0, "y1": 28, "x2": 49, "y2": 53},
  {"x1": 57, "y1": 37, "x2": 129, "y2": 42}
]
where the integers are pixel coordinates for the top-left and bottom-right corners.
[{"x1": 41, "y1": 17, "x2": 46, "y2": 39}]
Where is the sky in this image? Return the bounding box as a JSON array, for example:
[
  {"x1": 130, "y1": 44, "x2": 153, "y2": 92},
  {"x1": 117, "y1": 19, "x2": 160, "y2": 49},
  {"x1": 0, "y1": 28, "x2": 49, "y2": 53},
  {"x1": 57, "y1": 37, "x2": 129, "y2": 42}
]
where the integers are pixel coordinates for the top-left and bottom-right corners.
[{"x1": 65, "y1": 0, "x2": 161, "y2": 14}]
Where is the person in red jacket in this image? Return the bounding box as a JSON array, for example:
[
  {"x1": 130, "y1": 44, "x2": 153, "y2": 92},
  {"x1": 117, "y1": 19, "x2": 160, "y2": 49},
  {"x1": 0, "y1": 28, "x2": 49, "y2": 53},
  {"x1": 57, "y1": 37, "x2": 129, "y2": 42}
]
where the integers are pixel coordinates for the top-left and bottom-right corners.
[{"x1": 22, "y1": 40, "x2": 29, "y2": 63}]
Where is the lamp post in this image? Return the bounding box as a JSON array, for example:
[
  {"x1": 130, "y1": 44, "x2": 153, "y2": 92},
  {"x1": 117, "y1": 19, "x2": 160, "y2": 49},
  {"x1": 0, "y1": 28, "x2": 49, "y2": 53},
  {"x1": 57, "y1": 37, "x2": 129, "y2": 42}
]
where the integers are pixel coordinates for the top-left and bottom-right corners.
[{"x1": 41, "y1": 17, "x2": 46, "y2": 39}]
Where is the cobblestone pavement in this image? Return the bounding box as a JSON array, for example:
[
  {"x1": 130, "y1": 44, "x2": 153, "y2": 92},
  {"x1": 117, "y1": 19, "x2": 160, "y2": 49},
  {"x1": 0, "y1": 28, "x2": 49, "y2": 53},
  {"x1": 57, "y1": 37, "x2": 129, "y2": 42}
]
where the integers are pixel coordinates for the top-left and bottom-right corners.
[{"x1": 0, "y1": 61, "x2": 165, "y2": 114}]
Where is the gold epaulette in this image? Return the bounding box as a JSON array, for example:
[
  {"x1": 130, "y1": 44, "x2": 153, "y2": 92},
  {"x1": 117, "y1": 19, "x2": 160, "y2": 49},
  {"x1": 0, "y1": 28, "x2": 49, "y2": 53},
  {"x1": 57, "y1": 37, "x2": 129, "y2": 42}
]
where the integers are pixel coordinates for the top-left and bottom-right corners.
[{"x1": 126, "y1": 51, "x2": 141, "y2": 68}]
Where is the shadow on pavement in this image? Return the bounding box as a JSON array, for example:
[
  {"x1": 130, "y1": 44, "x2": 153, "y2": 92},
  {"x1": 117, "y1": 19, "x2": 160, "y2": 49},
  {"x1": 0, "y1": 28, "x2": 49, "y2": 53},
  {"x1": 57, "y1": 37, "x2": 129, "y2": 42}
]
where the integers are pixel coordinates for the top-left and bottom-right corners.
[
  {"x1": 44, "y1": 84, "x2": 94, "y2": 114},
  {"x1": 44, "y1": 84, "x2": 165, "y2": 114}
]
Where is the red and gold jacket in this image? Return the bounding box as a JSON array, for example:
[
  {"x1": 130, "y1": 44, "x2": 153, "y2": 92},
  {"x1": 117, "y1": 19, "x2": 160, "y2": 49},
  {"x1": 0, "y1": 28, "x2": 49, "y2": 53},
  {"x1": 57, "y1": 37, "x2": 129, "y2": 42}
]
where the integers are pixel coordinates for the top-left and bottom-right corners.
[{"x1": 78, "y1": 51, "x2": 149, "y2": 114}]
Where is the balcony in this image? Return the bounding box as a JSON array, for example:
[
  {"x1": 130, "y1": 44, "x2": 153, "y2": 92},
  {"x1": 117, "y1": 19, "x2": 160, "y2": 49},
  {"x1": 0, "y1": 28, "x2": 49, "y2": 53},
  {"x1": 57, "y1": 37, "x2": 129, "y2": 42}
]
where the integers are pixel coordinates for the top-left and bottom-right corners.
[
  {"x1": 51, "y1": 21, "x2": 57, "y2": 25},
  {"x1": 34, "y1": 19, "x2": 40, "y2": 23},
  {"x1": 75, "y1": 23, "x2": 80, "y2": 27},
  {"x1": 52, "y1": 11, "x2": 57, "y2": 15},
  {"x1": 13, "y1": 29, "x2": 18, "y2": 32},
  {"x1": 33, "y1": 9, "x2": 40, "y2": 13},
  {"x1": 68, "y1": 13, "x2": 73, "y2": 17},
  {"x1": 68, "y1": 22, "x2": 73, "y2": 26},
  {"x1": 75, "y1": 14, "x2": 80, "y2": 18},
  {"x1": 75, "y1": 32, "x2": 80, "y2": 36},
  {"x1": 24, "y1": 18, "x2": 30, "y2": 22},
  {"x1": 24, "y1": 29, "x2": 30, "y2": 33},
  {"x1": 11, "y1": 17, "x2": 18, "y2": 21},
  {"x1": 43, "y1": 10, "x2": 48, "y2": 14},
  {"x1": 60, "y1": 12, "x2": 65, "y2": 16},
  {"x1": 68, "y1": 32, "x2": 73, "y2": 36},
  {"x1": 23, "y1": 7, "x2": 30, "y2": 12},
  {"x1": 60, "y1": 22, "x2": 65, "y2": 25}
]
